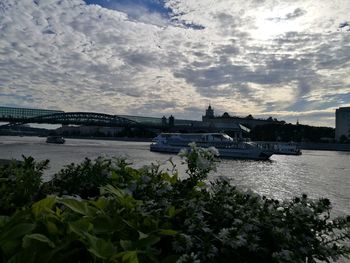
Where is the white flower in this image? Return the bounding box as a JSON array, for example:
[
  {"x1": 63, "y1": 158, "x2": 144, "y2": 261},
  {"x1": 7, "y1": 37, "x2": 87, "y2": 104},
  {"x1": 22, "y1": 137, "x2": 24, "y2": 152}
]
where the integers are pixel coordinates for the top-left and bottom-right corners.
[
  {"x1": 176, "y1": 253, "x2": 200, "y2": 263},
  {"x1": 178, "y1": 148, "x2": 188, "y2": 157},
  {"x1": 208, "y1": 146, "x2": 219, "y2": 156},
  {"x1": 196, "y1": 155, "x2": 211, "y2": 170},
  {"x1": 188, "y1": 142, "x2": 197, "y2": 148}
]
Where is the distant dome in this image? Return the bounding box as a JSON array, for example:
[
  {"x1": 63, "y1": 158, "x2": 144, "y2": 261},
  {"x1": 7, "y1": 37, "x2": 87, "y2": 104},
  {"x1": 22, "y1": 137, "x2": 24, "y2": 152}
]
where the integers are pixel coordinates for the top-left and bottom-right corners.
[{"x1": 222, "y1": 112, "x2": 230, "y2": 118}]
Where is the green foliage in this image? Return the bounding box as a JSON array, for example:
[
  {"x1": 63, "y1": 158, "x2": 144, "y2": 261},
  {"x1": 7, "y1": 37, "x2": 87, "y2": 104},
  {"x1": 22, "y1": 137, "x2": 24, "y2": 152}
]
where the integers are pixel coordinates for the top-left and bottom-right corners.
[
  {"x1": 0, "y1": 145, "x2": 349, "y2": 262},
  {"x1": 0, "y1": 156, "x2": 49, "y2": 215},
  {"x1": 178, "y1": 142, "x2": 218, "y2": 183},
  {"x1": 42, "y1": 157, "x2": 114, "y2": 199}
]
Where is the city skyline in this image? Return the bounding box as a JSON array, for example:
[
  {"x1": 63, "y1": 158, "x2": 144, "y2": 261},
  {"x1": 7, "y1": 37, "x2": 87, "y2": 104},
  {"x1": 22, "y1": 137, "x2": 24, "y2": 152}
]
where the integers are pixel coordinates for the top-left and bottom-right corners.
[{"x1": 0, "y1": 0, "x2": 349, "y2": 127}]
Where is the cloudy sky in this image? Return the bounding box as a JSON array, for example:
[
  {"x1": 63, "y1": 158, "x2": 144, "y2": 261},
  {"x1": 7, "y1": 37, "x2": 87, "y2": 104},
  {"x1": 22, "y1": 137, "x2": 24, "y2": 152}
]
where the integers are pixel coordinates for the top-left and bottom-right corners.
[{"x1": 0, "y1": 0, "x2": 349, "y2": 127}]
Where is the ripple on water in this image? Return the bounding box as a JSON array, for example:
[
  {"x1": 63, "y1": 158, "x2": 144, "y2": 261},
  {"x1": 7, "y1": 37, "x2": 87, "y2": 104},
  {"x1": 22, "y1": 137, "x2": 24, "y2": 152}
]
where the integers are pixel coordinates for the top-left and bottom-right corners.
[{"x1": 0, "y1": 137, "x2": 349, "y2": 216}]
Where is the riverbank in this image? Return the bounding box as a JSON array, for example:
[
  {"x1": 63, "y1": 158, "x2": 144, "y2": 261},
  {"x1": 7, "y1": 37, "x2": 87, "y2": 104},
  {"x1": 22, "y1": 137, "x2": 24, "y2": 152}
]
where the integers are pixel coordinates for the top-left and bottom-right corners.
[
  {"x1": 253, "y1": 140, "x2": 350, "y2": 152},
  {"x1": 0, "y1": 134, "x2": 153, "y2": 142},
  {"x1": 63, "y1": 135, "x2": 153, "y2": 142},
  {"x1": 299, "y1": 142, "x2": 350, "y2": 151},
  {"x1": 0, "y1": 159, "x2": 12, "y2": 166},
  {"x1": 0, "y1": 158, "x2": 23, "y2": 166}
]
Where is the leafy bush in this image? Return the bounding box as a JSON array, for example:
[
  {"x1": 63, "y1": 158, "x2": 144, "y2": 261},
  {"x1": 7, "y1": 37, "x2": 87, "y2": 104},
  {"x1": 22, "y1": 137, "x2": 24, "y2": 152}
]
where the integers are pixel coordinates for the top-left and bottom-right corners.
[
  {"x1": 0, "y1": 145, "x2": 349, "y2": 263},
  {"x1": 42, "y1": 157, "x2": 115, "y2": 199},
  {"x1": 0, "y1": 156, "x2": 49, "y2": 215}
]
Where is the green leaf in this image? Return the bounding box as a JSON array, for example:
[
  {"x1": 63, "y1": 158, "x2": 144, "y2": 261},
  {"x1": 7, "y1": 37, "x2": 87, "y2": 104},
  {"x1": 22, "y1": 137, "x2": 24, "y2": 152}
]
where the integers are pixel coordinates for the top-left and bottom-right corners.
[
  {"x1": 0, "y1": 223, "x2": 36, "y2": 243},
  {"x1": 159, "y1": 229, "x2": 178, "y2": 236},
  {"x1": 110, "y1": 171, "x2": 119, "y2": 180},
  {"x1": 92, "y1": 216, "x2": 114, "y2": 234},
  {"x1": 122, "y1": 251, "x2": 139, "y2": 263},
  {"x1": 23, "y1": 233, "x2": 55, "y2": 248},
  {"x1": 120, "y1": 240, "x2": 133, "y2": 250},
  {"x1": 68, "y1": 219, "x2": 92, "y2": 238},
  {"x1": 100, "y1": 184, "x2": 125, "y2": 199},
  {"x1": 0, "y1": 223, "x2": 36, "y2": 254},
  {"x1": 0, "y1": 215, "x2": 10, "y2": 227},
  {"x1": 32, "y1": 196, "x2": 56, "y2": 218},
  {"x1": 46, "y1": 221, "x2": 58, "y2": 235},
  {"x1": 90, "y1": 197, "x2": 108, "y2": 210},
  {"x1": 137, "y1": 236, "x2": 160, "y2": 248},
  {"x1": 86, "y1": 233, "x2": 115, "y2": 259},
  {"x1": 138, "y1": 231, "x2": 148, "y2": 239},
  {"x1": 58, "y1": 198, "x2": 89, "y2": 216},
  {"x1": 167, "y1": 206, "x2": 176, "y2": 218},
  {"x1": 196, "y1": 181, "x2": 206, "y2": 188},
  {"x1": 7, "y1": 250, "x2": 37, "y2": 263}
]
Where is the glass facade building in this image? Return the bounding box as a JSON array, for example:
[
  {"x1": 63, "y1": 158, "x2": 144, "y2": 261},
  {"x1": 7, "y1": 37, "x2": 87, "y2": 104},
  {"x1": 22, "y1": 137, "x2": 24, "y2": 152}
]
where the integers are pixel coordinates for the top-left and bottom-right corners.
[
  {"x1": 0, "y1": 106, "x2": 64, "y2": 119},
  {"x1": 335, "y1": 107, "x2": 350, "y2": 140},
  {"x1": 119, "y1": 115, "x2": 164, "y2": 126},
  {"x1": 119, "y1": 115, "x2": 202, "y2": 127}
]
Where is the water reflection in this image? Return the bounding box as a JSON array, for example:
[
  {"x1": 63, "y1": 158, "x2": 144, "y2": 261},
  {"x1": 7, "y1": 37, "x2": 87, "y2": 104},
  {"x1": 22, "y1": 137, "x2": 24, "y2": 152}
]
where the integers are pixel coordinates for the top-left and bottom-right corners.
[{"x1": 0, "y1": 136, "x2": 349, "y2": 216}]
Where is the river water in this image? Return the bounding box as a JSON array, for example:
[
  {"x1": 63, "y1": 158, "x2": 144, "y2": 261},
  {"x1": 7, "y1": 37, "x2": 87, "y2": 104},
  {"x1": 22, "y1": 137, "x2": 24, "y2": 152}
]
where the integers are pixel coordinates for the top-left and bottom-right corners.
[{"x1": 0, "y1": 136, "x2": 349, "y2": 217}]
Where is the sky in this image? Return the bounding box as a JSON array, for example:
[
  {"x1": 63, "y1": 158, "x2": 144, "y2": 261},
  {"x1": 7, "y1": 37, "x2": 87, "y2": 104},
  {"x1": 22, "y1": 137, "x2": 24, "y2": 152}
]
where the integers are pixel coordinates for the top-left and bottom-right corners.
[{"x1": 0, "y1": 0, "x2": 349, "y2": 127}]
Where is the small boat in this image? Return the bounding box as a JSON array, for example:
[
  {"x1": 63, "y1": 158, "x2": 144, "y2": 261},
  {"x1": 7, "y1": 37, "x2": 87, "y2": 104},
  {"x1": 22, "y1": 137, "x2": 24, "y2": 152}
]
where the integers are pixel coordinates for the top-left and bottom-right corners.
[
  {"x1": 274, "y1": 143, "x2": 302, "y2": 155},
  {"x1": 46, "y1": 135, "x2": 65, "y2": 144},
  {"x1": 150, "y1": 133, "x2": 274, "y2": 160}
]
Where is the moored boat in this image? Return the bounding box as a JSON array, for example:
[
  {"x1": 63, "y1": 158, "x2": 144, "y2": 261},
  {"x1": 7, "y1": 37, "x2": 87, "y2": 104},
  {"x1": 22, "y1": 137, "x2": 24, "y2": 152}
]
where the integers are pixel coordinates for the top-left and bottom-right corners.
[
  {"x1": 46, "y1": 135, "x2": 65, "y2": 144},
  {"x1": 274, "y1": 143, "x2": 302, "y2": 155},
  {"x1": 150, "y1": 133, "x2": 274, "y2": 160}
]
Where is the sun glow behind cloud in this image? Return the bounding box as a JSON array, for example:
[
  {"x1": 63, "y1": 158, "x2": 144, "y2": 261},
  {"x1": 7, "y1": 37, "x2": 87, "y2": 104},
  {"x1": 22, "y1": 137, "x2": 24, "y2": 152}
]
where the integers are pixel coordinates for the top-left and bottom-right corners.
[{"x1": 251, "y1": 8, "x2": 305, "y2": 40}]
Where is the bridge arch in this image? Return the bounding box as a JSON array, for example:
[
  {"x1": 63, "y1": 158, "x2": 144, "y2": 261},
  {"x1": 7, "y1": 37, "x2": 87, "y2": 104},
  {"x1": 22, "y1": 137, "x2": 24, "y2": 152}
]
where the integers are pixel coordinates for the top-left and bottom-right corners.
[{"x1": 23, "y1": 112, "x2": 141, "y2": 127}]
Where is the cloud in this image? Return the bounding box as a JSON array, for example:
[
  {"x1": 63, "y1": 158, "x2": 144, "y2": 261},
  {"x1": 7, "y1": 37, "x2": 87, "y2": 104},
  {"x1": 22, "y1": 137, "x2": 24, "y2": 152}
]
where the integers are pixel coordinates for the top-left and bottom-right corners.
[
  {"x1": 339, "y1": 21, "x2": 350, "y2": 31},
  {"x1": 268, "y1": 8, "x2": 307, "y2": 22},
  {"x1": 0, "y1": 0, "x2": 349, "y2": 127},
  {"x1": 89, "y1": 0, "x2": 171, "y2": 27}
]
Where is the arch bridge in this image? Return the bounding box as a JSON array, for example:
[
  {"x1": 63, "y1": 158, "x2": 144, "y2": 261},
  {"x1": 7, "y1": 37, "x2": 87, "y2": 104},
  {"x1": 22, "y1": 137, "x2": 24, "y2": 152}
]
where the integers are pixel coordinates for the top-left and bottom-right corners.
[
  {"x1": 0, "y1": 106, "x2": 249, "y2": 134},
  {"x1": 23, "y1": 112, "x2": 142, "y2": 127},
  {"x1": 0, "y1": 111, "x2": 149, "y2": 128},
  {"x1": 0, "y1": 106, "x2": 167, "y2": 128}
]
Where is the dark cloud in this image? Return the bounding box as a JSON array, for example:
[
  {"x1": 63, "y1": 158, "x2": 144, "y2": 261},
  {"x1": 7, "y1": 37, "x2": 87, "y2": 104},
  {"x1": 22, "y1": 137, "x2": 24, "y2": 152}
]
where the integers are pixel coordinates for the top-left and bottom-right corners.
[
  {"x1": 286, "y1": 8, "x2": 306, "y2": 20},
  {"x1": 268, "y1": 8, "x2": 307, "y2": 22},
  {"x1": 123, "y1": 51, "x2": 159, "y2": 67},
  {"x1": 339, "y1": 21, "x2": 349, "y2": 31}
]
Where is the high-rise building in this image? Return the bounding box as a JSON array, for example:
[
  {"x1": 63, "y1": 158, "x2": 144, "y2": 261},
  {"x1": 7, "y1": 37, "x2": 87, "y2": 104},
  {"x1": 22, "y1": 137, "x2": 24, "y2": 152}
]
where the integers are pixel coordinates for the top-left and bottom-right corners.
[{"x1": 335, "y1": 107, "x2": 350, "y2": 141}]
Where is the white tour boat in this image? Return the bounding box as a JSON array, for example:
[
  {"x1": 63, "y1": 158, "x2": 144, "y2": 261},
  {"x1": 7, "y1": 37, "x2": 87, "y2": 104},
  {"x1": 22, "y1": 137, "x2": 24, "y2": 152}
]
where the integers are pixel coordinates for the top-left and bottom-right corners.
[{"x1": 150, "y1": 133, "x2": 274, "y2": 160}]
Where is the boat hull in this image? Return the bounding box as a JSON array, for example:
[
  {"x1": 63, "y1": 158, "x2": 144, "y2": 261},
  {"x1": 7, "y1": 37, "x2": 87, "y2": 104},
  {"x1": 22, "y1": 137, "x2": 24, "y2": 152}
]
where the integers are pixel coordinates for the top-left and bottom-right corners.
[
  {"x1": 46, "y1": 136, "x2": 65, "y2": 144},
  {"x1": 274, "y1": 144, "x2": 302, "y2": 155},
  {"x1": 150, "y1": 144, "x2": 273, "y2": 160},
  {"x1": 274, "y1": 151, "x2": 302, "y2": 156}
]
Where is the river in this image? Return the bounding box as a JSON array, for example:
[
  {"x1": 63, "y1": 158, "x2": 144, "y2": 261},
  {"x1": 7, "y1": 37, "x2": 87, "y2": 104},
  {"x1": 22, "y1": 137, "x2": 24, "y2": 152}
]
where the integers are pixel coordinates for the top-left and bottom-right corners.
[{"x1": 0, "y1": 136, "x2": 349, "y2": 217}]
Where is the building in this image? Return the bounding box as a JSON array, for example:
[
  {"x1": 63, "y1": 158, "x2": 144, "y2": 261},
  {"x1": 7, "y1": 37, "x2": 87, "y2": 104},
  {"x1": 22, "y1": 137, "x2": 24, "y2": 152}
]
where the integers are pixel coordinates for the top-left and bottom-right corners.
[
  {"x1": 202, "y1": 105, "x2": 280, "y2": 129},
  {"x1": 335, "y1": 107, "x2": 350, "y2": 141},
  {"x1": 0, "y1": 106, "x2": 63, "y2": 120},
  {"x1": 56, "y1": 125, "x2": 124, "y2": 137}
]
